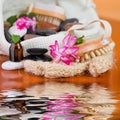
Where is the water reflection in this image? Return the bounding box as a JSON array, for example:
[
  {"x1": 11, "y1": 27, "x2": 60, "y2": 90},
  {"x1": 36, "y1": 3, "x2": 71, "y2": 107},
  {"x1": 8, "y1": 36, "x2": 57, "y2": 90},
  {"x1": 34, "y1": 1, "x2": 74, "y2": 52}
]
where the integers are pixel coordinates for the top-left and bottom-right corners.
[{"x1": 0, "y1": 82, "x2": 118, "y2": 120}]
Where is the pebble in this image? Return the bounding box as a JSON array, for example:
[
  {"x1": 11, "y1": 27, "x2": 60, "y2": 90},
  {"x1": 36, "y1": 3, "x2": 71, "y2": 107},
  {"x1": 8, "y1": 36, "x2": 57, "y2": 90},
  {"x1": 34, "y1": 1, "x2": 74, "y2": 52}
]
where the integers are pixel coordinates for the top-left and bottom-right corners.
[
  {"x1": 24, "y1": 55, "x2": 37, "y2": 61},
  {"x1": 60, "y1": 18, "x2": 79, "y2": 31},
  {"x1": 4, "y1": 28, "x2": 12, "y2": 43},
  {"x1": 36, "y1": 29, "x2": 57, "y2": 36},
  {"x1": 9, "y1": 25, "x2": 27, "y2": 37},
  {"x1": 25, "y1": 106, "x2": 42, "y2": 110},
  {"x1": 27, "y1": 48, "x2": 48, "y2": 55},
  {"x1": 24, "y1": 34, "x2": 40, "y2": 40},
  {"x1": 1, "y1": 61, "x2": 24, "y2": 70},
  {"x1": 25, "y1": 55, "x2": 52, "y2": 62},
  {"x1": 27, "y1": 27, "x2": 37, "y2": 34},
  {"x1": 63, "y1": 23, "x2": 78, "y2": 31},
  {"x1": 36, "y1": 55, "x2": 52, "y2": 61},
  {"x1": 4, "y1": 21, "x2": 11, "y2": 29},
  {"x1": 37, "y1": 21, "x2": 59, "y2": 31},
  {"x1": 28, "y1": 118, "x2": 39, "y2": 120}
]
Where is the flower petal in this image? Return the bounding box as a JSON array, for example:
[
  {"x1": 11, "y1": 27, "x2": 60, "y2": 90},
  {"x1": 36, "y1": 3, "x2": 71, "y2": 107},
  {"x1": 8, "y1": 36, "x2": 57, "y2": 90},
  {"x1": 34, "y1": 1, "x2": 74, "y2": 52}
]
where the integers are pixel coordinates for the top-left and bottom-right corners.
[
  {"x1": 68, "y1": 36, "x2": 77, "y2": 46},
  {"x1": 62, "y1": 34, "x2": 71, "y2": 46},
  {"x1": 61, "y1": 56, "x2": 73, "y2": 65}
]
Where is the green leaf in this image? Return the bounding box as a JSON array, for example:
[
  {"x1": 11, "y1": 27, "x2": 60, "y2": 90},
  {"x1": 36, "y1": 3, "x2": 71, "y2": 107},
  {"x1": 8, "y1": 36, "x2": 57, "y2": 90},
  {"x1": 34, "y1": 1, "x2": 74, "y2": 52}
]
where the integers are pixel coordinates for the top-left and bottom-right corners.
[
  {"x1": 86, "y1": 114, "x2": 92, "y2": 116},
  {"x1": 28, "y1": 12, "x2": 36, "y2": 18},
  {"x1": 7, "y1": 15, "x2": 17, "y2": 25},
  {"x1": 18, "y1": 13, "x2": 27, "y2": 18},
  {"x1": 78, "y1": 118, "x2": 84, "y2": 120},
  {"x1": 0, "y1": 116, "x2": 7, "y2": 119},
  {"x1": 11, "y1": 35, "x2": 20, "y2": 43},
  {"x1": 72, "y1": 110, "x2": 80, "y2": 114},
  {"x1": 76, "y1": 35, "x2": 85, "y2": 45}
]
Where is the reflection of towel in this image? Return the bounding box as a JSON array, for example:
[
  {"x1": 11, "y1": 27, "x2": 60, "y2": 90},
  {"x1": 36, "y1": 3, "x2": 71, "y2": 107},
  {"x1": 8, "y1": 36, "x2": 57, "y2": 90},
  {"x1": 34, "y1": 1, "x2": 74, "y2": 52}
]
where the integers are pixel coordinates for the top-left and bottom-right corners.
[{"x1": 25, "y1": 82, "x2": 115, "y2": 116}]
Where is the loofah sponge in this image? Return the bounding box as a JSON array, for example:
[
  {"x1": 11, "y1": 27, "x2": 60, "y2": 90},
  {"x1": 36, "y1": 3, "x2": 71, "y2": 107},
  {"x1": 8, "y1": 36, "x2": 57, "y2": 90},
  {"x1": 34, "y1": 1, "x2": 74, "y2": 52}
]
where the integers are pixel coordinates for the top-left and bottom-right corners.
[{"x1": 24, "y1": 51, "x2": 113, "y2": 78}]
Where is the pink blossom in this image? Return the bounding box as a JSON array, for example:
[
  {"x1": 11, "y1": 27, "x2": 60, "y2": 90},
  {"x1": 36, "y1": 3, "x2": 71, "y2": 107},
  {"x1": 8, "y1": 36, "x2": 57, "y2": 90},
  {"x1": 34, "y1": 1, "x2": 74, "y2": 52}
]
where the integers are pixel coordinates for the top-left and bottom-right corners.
[
  {"x1": 15, "y1": 16, "x2": 36, "y2": 31},
  {"x1": 49, "y1": 34, "x2": 80, "y2": 65}
]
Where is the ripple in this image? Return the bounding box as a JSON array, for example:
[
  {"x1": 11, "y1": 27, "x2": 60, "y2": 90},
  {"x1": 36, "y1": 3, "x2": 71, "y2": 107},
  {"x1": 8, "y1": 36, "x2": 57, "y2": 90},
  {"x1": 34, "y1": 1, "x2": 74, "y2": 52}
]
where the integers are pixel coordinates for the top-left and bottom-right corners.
[{"x1": 0, "y1": 82, "x2": 119, "y2": 120}]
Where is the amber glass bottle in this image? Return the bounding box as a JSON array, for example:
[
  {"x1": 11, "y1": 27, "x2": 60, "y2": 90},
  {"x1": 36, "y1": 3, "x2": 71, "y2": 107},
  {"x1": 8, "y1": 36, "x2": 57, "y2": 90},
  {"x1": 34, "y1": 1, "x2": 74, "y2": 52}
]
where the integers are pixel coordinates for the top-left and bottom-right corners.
[{"x1": 9, "y1": 35, "x2": 23, "y2": 62}]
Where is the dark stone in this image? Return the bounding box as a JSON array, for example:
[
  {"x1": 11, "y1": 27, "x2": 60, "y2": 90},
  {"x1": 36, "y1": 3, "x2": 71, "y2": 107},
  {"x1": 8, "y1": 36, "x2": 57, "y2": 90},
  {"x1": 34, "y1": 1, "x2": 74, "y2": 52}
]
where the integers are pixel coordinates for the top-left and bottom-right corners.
[
  {"x1": 17, "y1": 95, "x2": 33, "y2": 98},
  {"x1": 4, "y1": 28, "x2": 12, "y2": 43},
  {"x1": 63, "y1": 23, "x2": 78, "y2": 31},
  {"x1": 27, "y1": 48, "x2": 48, "y2": 55},
  {"x1": 4, "y1": 21, "x2": 11, "y2": 29},
  {"x1": 35, "y1": 110, "x2": 50, "y2": 114},
  {"x1": 25, "y1": 54, "x2": 52, "y2": 62},
  {"x1": 25, "y1": 106, "x2": 42, "y2": 110},
  {"x1": 36, "y1": 55, "x2": 52, "y2": 61},
  {"x1": 24, "y1": 34, "x2": 40, "y2": 40},
  {"x1": 3, "y1": 102, "x2": 16, "y2": 109},
  {"x1": 60, "y1": 18, "x2": 79, "y2": 31},
  {"x1": 28, "y1": 118, "x2": 39, "y2": 120},
  {"x1": 24, "y1": 55, "x2": 37, "y2": 61},
  {"x1": 29, "y1": 101, "x2": 46, "y2": 104},
  {"x1": 37, "y1": 21, "x2": 59, "y2": 31},
  {"x1": 36, "y1": 29, "x2": 57, "y2": 36},
  {"x1": 40, "y1": 97, "x2": 49, "y2": 100},
  {"x1": 27, "y1": 26, "x2": 36, "y2": 34}
]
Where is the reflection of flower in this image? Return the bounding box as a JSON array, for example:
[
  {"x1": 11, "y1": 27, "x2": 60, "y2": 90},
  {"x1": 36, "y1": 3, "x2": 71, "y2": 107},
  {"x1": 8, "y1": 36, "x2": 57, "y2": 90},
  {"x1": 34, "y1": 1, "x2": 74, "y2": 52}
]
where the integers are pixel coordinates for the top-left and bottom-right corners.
[
  {"x1": 42, "y1": 93, "x2": 85, "y2": 120},
  {"x1": 25, "y1": 82, "x2": 116, "y2": 120},
  {"x1": 49, "y1": 34, "x2": 80, "y2": 65},
  {"x1": 15, "y1": 16, "x2": 36, "y2": 31}
]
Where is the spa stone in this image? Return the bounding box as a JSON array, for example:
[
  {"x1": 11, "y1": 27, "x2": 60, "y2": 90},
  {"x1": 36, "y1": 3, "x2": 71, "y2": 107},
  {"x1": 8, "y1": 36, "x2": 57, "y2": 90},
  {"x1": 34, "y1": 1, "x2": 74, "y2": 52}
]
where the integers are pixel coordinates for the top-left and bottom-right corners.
[
  {"x1": 1, "y1": 61, "x2": 24, "y2": 70},
  {"x1": 27, "y1": 48, "x2": 48, "y2": 55}
]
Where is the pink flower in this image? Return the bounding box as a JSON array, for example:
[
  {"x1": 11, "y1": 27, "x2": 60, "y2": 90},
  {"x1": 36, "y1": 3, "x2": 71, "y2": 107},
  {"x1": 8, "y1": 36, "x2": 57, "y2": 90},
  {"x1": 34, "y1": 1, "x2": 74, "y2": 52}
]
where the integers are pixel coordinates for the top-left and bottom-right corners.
[
  {"x1": 49, "y1": 40, "x2": 73, "y2": 65},
  {"x1": 49, "y1": 34, "x2": 80, "y2": 65},
  {"x1": 15, "y1": 16, "x2": 36, "y2": 31}
]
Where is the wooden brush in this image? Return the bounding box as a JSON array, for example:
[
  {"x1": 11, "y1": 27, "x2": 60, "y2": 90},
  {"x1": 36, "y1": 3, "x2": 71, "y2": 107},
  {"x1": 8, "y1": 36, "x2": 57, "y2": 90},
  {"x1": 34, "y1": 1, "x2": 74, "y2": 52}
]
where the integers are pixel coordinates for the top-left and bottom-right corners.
[
  {"x1": 27, "y1": 3, "x2": 66, "y2": 26},
  {"x1": 80, "y1": 44, "x2": 114, "y2": 62}
]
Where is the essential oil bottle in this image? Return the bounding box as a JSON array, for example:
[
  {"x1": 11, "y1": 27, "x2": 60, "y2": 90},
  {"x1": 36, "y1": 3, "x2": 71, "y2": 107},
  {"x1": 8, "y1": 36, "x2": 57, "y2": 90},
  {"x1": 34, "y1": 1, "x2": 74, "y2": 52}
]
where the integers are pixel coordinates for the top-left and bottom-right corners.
[{"x1": 9, "y1": 35, "x2": 23, "y2": 62}]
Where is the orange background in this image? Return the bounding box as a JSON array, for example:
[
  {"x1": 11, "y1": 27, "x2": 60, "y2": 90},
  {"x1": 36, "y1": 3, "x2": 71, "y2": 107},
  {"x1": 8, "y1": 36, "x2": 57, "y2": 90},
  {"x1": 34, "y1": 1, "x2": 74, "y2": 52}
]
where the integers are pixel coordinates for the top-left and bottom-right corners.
[
  {"x1": 94, "y1": 0, "x2": 120, "y2": 41},
  {"x1": 94, "y1": 1, "x2": 120, "y2": 118}
]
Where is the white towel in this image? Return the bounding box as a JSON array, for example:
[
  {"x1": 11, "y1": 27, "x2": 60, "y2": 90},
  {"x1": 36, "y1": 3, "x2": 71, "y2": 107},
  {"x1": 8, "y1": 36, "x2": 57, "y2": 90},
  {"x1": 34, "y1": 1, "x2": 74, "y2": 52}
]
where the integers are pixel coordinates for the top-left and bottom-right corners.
[{"x1": 0, "y1": 0, "x2": 112, "y2": 56}]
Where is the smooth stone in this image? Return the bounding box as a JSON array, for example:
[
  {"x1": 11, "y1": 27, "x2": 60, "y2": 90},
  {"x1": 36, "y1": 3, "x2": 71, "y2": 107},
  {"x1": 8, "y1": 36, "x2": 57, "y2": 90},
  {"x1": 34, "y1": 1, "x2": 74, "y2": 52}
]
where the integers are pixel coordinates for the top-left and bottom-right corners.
[
  {"x1": 1, "y1": 61, "x2": 24, "y2": 70},
  {"x1": 37, "y1": 21, "x2": 59, "y2": 31},
  {"x1": 27, "y1": 48, "x2": 48, "y2": 55},
  {"x1": 27, "y1": 26, "x2": 37, "y2": 34},
  {"x1": 29, "y1": 101, "x2": 46, "y2": 104},
  {"x1": 4, "y1": 21, "x2": 11, "y2": 29},
  {"x1": 4, "y1": 28, "x2": 12, "y2": 43},
  {"x1": 63, "y1": 22, "x2": 78, "y2": 31},
  {"x1": 35, "y1": 110, "x2": 49, "y2": 114},
  {"x1": 9, "y1": 25, "x2": 27, "y2": 38},
  {"x1": 24, "y1": 34, "x2": 40, "y2": 40},
  {"x1": 25, "y1": 106, "x2": 42, "y2": 110},
  {"x1": 60, "y1": 18, "x2": 79, "y2": 31},
  {"x1": 36, "y1": 29, "x2": 57, "y2": 36},
  {"x1": 36, "y1": 55, "x2": 52, "y2": 61},
  {"x1": 28, "y1": 118, "x2": 39, "y2": 120},
  {"x1": 24, "y1": 55, "x2": 37, "y2": 61},
  {"x1": 25, "y1": 55, "x2": 52, "y2": 62}
]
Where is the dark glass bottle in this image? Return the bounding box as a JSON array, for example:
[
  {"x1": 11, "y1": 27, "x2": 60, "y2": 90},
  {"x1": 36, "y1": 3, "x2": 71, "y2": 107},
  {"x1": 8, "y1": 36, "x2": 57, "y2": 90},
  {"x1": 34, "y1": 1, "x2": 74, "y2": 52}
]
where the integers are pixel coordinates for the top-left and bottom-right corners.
[{"x1": 9, "y1": 41, "x2": 23, "y2": 62}]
